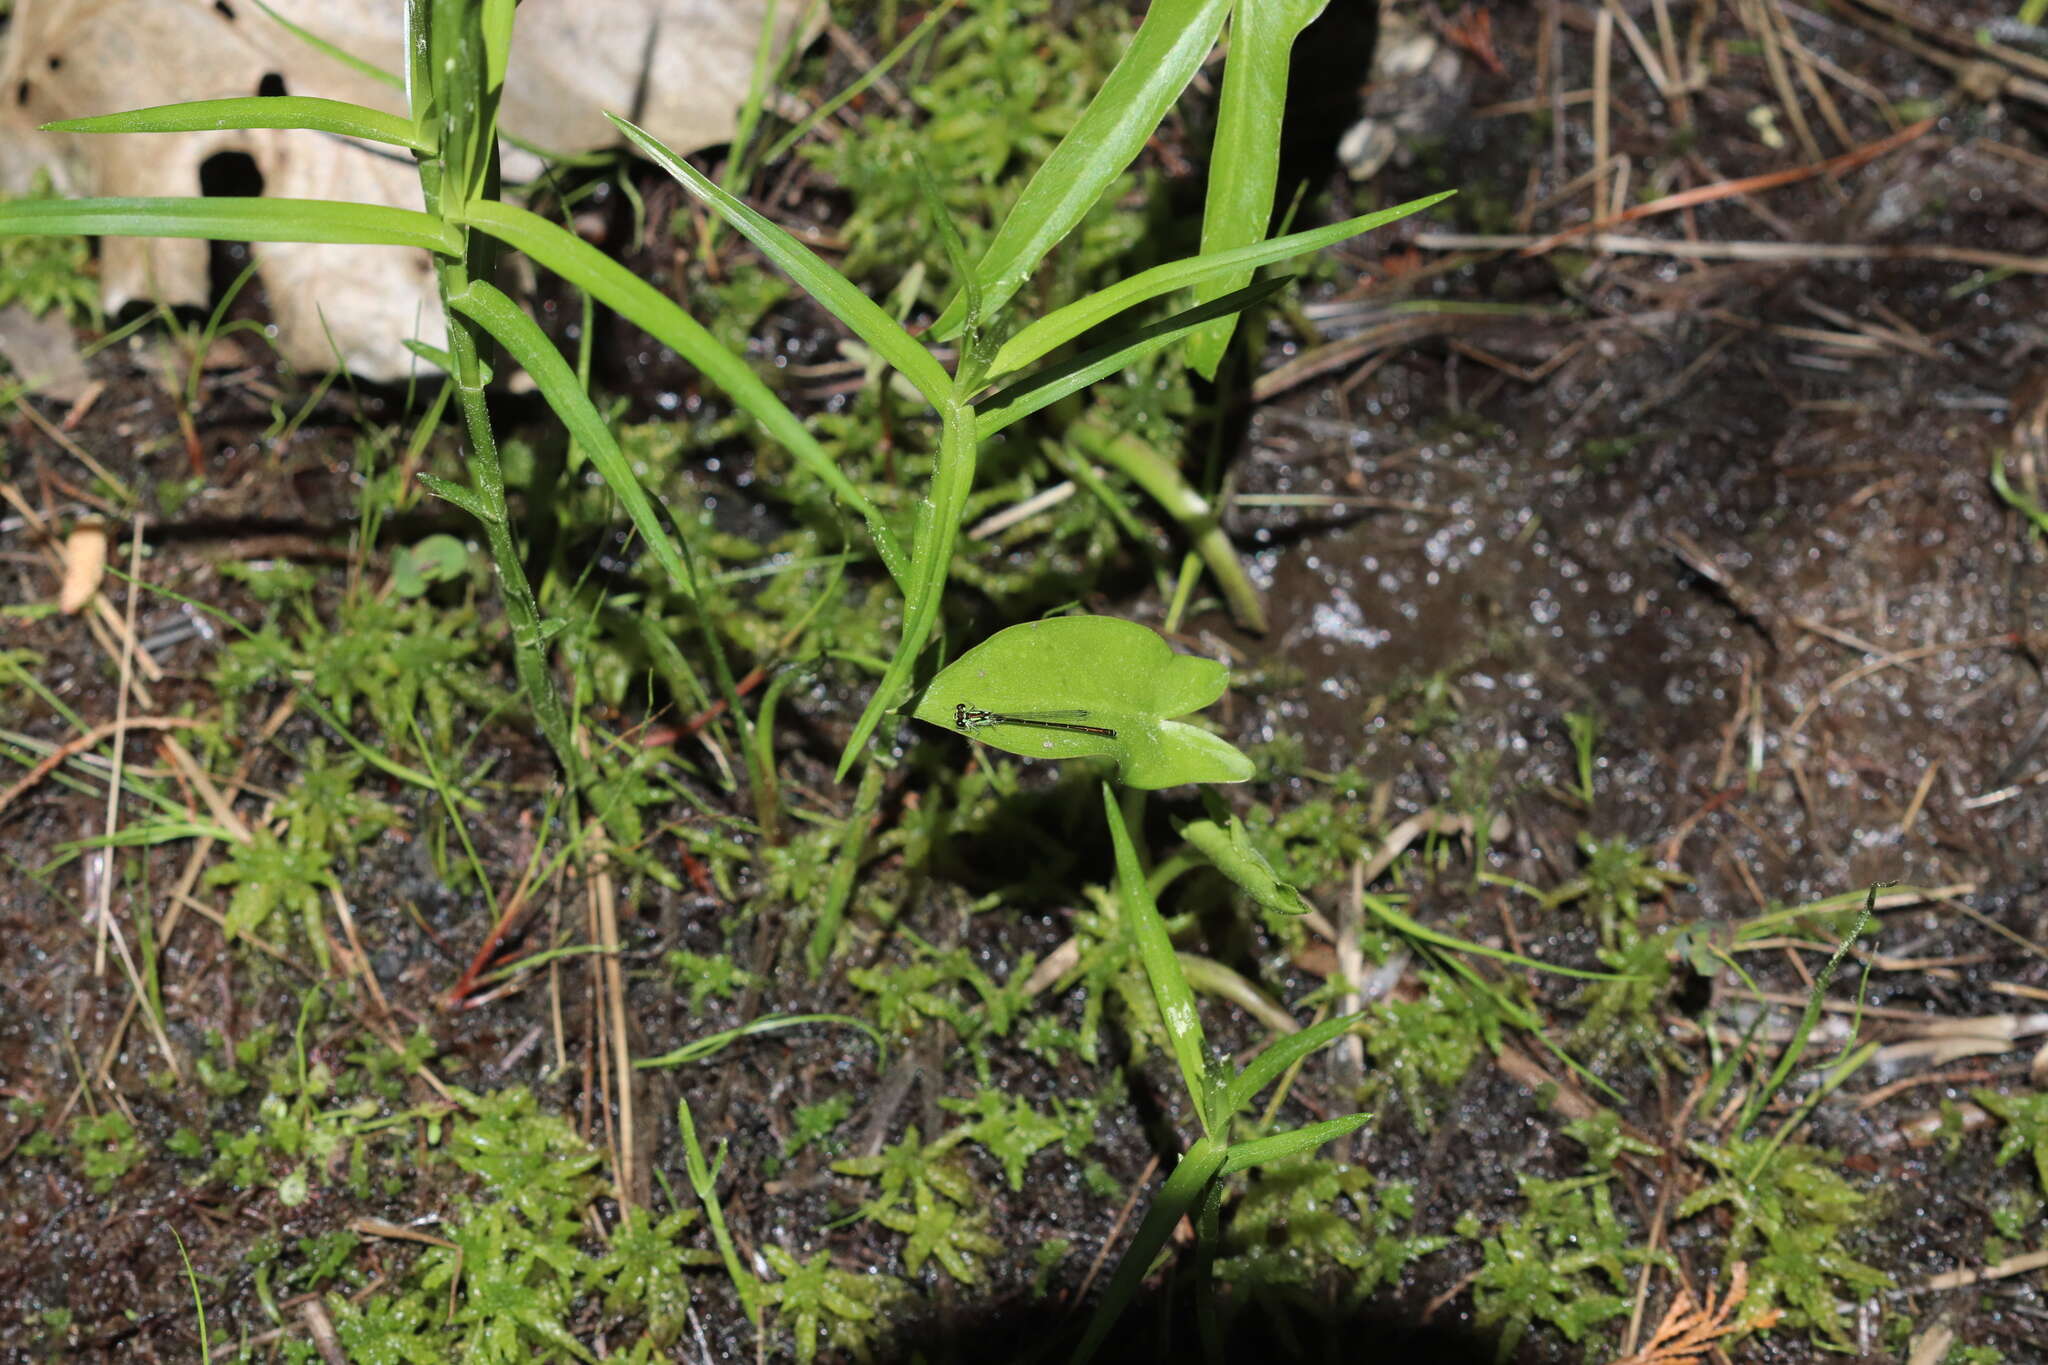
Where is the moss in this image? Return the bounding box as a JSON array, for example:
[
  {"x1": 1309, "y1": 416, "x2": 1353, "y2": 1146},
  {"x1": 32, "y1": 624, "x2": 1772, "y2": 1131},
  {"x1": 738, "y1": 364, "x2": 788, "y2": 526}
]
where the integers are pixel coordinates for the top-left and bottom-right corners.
[
  {"x1": 1216, "y1": 1156, "x2": 1451, "y2": 1312},
  {"x1": 1457, "y1": 1171, "x2": 1675, "y2": 1359},
  {"x1": 1677, "y1": 1137, "x2": 1892, "y2": 1345}
]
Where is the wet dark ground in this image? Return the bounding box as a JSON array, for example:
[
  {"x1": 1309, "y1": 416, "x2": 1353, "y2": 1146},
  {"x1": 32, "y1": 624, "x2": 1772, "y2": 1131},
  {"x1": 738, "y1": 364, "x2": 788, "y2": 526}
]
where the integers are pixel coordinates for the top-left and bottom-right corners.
[{"x1": 7, "y1": 1, "x2": 2048, "y2": 1360}]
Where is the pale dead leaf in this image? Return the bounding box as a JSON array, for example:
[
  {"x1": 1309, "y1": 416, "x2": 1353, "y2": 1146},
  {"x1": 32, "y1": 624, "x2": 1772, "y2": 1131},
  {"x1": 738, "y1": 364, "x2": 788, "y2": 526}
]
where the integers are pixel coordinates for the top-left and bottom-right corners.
[
  {"x1": 59, "y1": 517, "x2": 107, "y2": 613},
  {"x1": 0, "y1": 0, "x2": 816, "y2": 378},
  {"x1": 0, "y1": 302, "x2": 91, "y2": 399}
]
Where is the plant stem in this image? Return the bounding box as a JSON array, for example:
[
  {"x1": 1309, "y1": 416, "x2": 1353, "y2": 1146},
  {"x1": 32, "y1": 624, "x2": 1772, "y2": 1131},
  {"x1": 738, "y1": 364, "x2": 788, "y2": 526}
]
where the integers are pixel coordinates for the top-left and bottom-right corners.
[
  {"x1": 1072, "y1": 1135, "x2": 1224, "y2": 1365},
  {"x1": 444, "y1": 338, "x2": 582, "y2": 790},
  {"x1": 1070, "y1": 417, "x2": 1267, "y2": 633}
]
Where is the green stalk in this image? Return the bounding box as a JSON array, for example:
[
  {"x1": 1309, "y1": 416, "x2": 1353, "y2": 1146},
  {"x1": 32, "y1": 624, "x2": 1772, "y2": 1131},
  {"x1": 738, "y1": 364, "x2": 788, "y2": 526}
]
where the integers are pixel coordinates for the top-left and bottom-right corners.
[
  {"x1": 1072, "y1": 1135, "x2": 1225, "y2": 1365},
  {"x1": 1070, "y1": 417, "x2": 1267, "y2": 633},
  {"x1": 837, "y1": 399, "x2": 976, "y2": 777},
  {"x1": 439, "y1": 325, "x2": 581, "y2": 789},
  {"x1": 405, "y1": 0, "x2": 589, "y2": 797}
]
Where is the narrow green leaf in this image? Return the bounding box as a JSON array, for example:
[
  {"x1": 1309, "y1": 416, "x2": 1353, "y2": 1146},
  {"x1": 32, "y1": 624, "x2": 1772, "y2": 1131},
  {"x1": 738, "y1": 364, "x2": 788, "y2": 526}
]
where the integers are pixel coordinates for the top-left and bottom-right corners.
[
  {"x1": 934, "y1": 0, "x2": 1234, "y2": 337},
  {"x1": 1362, "y1": 890, "x2": 1649, "y2": 982},
  {"x1": 915, "y1": 153, "x2": 991, "y2": 389},
  {"x1": 759, "y1": 0, "x2": 960, "y2": 166},
  {"x1": 986, "y1": 193, "x2": 1451, "y2": 381},
  {"x1": 677, "y1": 1097, "x2": 764, "y2": 1327},
  {"x1": 0, "y1": 197, "x2": 461, "y2": 255},
  {"x1": 482, "y1": 0, "x2": 518, "y2": 92},
  {"x1": 912, "y1": 616, "x2": 1252, "y2": 789},
  {"x1": 255, "y1": 0, "x2": 404, "y2": 91},
  {"x1": 45, "y1": 97, "x2": 428, "y2": 150},
  {"x1": 1216, "y1": 1011, "x2": 1362, "y2": 1123},
  {"x1": 975, "y1": 277, "x2": 1291, "y2": 442},
  {"x1": 461, "y1": 199, "x2": 908, "y2": 589},
  {"x1": 1104, "y1": 783, "x2": 1211, "y2": 1126},
  {"x1": 416, "y1": 472, "x2": 496, "y2": 523},
  {"x1": 608, "y1": 112, "x2": 953, "y2": 408},
  {"x1": 1184, "y1": 0, "x2": 1332, "y2": 377},
  {"x1": 449, "y1": 280, "x2": 694, "y2": 596},
  {"x1": 636, "y1": 1013, "x2": 884, "y2": 1070},
  {"x1": 401, "y1": 339, "x2": 493, "y2": 384},
  {"x1": 1220, "y1": 1113, "x2": 1370, "y2": 1174},
  {"x1": 1993, "y1": 450, "x2": 2048, "y2": 538}
]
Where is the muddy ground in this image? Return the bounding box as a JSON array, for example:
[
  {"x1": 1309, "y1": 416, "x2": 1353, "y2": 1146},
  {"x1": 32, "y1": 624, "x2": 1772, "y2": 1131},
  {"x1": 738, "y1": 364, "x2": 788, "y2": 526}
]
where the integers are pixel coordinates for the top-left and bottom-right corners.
[{"x1": 5, "y1": 1, "x2": 2048, "y2": 1361}]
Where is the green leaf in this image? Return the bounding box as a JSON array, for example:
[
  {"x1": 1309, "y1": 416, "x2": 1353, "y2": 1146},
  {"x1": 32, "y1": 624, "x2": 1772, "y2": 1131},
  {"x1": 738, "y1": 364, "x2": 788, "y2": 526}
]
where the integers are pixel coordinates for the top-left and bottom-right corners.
[
  {"x1": 1183, "y1": 0, "x2": 1332, "y2": 377},
  {"x1": 0, "y1": 197, "x2": 462, "y2": 255},
  {"x1": 1179, "y1": 812, "x2": 1313, "y2": 916},
  {"x1": 1214, "y1": 1011, "x2": 1362, "y2": 1125},
  {"x1": 975, "y1": 277, "x2": 1291, "y2": 442},
  {"x1": 448, "y1": 280, "x2": 693, "y2": 596},
  {"x1": 934, "y1": 0, "x2": 1235, "y2": 337},
  {"x1": 608, "y1": 113, "x2": 953, "y2": 409},
  {"x1": 401, "y1": 339, "x2": 493, "y2": 384},
  {"x1": 254, "y1": 0, "x2": 404, "y2": 91},
  {"x1": 459, "y1": 199, "x2": 907, "y2": 590},
  {"x1": 985, "y1": 193, "x2": 1451, "y2": 382},
  {"x1": 911, "y1": 616, "x2": 1253, "y2": 789},
  {"x1": 636, "y1": 1014, "x2": 885, "y2": 1071},
  {"x1": 391, "y1": 533, "x2": 470, "y2": 596},
  {"x1": 1362, "y1": 890, "x2": 1648, "y2": 983},
  {"x1": 416, "y1": 473, "x2": 495, "y2": 523},
  {"x1": 1103, "y1": 783, "x2": 1211, "y2": 1125},
  {"x1": 45, "y1": 97, "x2": 427, "y2": 150},
  {"x1": 1220, "y1": 1113, "x2": 1371, "y2": 1174}
]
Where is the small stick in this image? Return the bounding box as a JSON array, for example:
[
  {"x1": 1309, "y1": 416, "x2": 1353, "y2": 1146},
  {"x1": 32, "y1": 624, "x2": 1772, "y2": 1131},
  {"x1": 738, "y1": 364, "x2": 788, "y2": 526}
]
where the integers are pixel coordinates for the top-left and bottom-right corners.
[
  {"x1": 0, "y1": 716, "x2": 204, "y2": 815},
  {"x1": 1515, "y1": 117, "x2": 1937, "y2": 255}
]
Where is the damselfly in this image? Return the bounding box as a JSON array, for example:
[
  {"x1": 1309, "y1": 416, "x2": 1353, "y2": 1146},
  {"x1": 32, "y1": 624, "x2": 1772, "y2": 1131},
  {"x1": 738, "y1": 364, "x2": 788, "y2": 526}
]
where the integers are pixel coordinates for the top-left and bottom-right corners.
[{"x1": 953, "y1": 704, "x2": 1117, "y2": 739}]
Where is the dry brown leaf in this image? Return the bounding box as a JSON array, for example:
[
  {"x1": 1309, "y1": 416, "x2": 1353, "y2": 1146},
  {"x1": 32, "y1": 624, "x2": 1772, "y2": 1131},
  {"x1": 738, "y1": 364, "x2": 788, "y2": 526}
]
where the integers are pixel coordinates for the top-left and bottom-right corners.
[
  {"x1": 1608, "y1": 1263, "x2": 1782, "y2": 1365},
  {"x1": 0, "y1": 0, "x2": 815, "y2": 378}
]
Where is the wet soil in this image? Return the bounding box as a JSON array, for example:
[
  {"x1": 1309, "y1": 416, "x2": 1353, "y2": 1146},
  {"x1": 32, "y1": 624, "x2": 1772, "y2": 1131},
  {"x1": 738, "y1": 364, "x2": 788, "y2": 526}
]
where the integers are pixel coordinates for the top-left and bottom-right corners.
[{"x1": 7, "y1": 1, "x2": 2048, "y2": 1361}]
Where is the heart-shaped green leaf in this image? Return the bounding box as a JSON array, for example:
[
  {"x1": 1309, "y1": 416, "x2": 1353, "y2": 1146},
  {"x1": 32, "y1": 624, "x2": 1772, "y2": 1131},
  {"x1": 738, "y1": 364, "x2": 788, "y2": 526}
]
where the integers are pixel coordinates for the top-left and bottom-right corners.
[{"x1": 911, "y1": 616, "x2": 1253, "y2": 789}]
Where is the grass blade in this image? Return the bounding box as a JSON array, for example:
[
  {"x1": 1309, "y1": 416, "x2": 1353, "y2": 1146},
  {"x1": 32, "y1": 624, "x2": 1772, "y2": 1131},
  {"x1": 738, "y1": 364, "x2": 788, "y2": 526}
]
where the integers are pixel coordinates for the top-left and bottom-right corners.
[
  {"x1": 0, "y1": 196, "x2": 461, "y2": 255},
  {"x1": 677, "y1": 1097, "x2": 764, "y2": 1328},
  {"x1": 759, "y1": 0, "x2": 960, "y2": 167},
  {"x1": 1737, "y1": 886, "x2": 1875, "y2": 1134},
  {"x1": 976, "y1": 277, "x2": 1290, "y2": 442},
  {"x1": 933, "y1": 0, "x2": 1233, "y2": 337},
  {"x1": 254, "y1": 0, "x2": 403, "y2": 90},
  {"x1": 1363, "y1": 889, "x2": 1649, "y2": 982},
  {"x1": 1219, "y1": 1113, "x2": 1371, "y2": 1174},
  {"x1": 1182, "y1": 0, "x2": 1331, "y2": 378},
  {"x1": 1215, "y1": 1011, "x2": 1362, "y2": 1124},
  {"x1": 608, "y1": 112, "x2": 954, "y2": 408},
  {"x1": 637, "y1": 1013, "x2": 885, "y2": 1070},
  {"x1": 1103, "y1": 782, "x2": 1211, "y2": 1129},
  {"x1": 985, "y1": 193, "x2": 1451, "y2": 381},
  {"x1": 449, "y1": 279, "x2": 693, "y2": 596},
  {"x1": 46, "y1": 97, "x2": 427, "y2": 150},
  {"x1": 462, "y1": 199, "x2": 908, "y2": 589}
]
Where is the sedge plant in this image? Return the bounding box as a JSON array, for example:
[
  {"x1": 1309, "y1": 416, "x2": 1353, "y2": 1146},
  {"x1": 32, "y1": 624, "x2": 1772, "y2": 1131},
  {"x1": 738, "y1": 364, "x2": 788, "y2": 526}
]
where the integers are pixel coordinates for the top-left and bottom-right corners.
[
  {"x1": 1075, "y1": 780, "x2": 1370, "y2": 1365},
  {"x1": 0, "y1": 0, "x2": 1446, "y2": 799}
]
